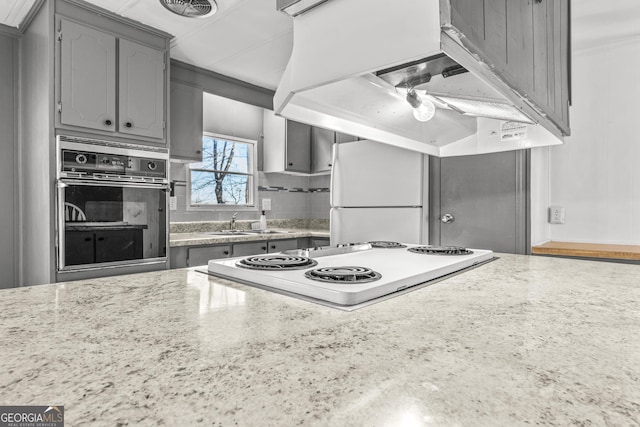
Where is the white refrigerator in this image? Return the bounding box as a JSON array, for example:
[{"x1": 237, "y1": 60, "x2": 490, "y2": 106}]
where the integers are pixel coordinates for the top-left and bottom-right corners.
[{"x1": 330, "y1": 139, "x2": 426, "y2": 245}]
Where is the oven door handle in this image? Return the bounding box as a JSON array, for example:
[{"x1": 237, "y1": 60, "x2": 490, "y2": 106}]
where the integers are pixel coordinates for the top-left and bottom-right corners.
[{"x1": 58, "y1": 179, "x2": 169, "y2": 190}]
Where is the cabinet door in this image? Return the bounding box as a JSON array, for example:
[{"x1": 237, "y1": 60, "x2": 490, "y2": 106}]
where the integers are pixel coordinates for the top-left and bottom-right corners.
[
  {"x1": 119, "y1": 38, "x2": 165, "y2": 140},
  {"x1": 65, "y1": 231, "x2": 95, "y2": 266},
  {"x1": 311, "y1": 127, "x2": 334, "y2": 173},
  {"x1": 60, "y1": 19, "x2": 116, "y2": 132},
  {"x1": 233, "y1": 241, "x2": 268, "y2": 257},
  {"x1": 188, "y1": 245, "x2": 232, "y2": 266},
  {"x1": 268, "y1": 239, "x2": 299, "y2": 253},
  {"x1": 95, "y1": 229, "x2": 143, "y2": 263},
  {"x1": 170, "y1": 81, "x2": 203, "y2": 161},
  {"x1": 285, "y1": 120, "x2": 311, "y2": 173}
]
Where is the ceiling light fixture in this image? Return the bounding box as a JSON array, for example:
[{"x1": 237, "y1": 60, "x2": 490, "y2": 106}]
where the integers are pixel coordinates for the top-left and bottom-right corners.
[
  {"x1": 406, "y1": 89, "x2": 436, "y2": 122},
  {"x1": 159, "y1": 0, "x2": 218, "y2": 18}
]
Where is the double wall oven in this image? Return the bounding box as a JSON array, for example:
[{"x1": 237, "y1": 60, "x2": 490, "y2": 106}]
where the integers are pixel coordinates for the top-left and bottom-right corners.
[{"x1": 56, "y1": 135, "x2": 169, "y2": 281}]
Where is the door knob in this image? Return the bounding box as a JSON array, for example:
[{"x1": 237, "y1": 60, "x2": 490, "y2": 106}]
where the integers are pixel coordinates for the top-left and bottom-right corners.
[{"x1": 440, "y1": 213, "x2": 455, "y2": 224}]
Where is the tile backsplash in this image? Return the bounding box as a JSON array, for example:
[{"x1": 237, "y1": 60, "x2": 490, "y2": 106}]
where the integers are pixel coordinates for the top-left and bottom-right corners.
[{"x1": 169, "y1": 163, "x2": 330, "y2": 223}]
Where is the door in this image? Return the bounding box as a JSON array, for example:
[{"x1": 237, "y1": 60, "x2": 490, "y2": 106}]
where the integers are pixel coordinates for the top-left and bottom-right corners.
[
  {"x1": 170, "y1": 81, "x2": 203, "y2": 161},
  {"x1": 65, "y1": 231, "x2": 95, "y2": 266},
  {"x1": 429, "y1": 150, "x2": 529, "y2": 254},
  {"x1": 60, "y1": 19, "x2": 116, "y2": 132},
  {"x1": 285, "y1": 120, "x2": 311, "y2": 173},
  {"x1": 119, "y1": 38, "x2": 165, "y2": 139},
  {"x1": 311, "y1": 127, "x2": 334, "y2": 173},
  {"x1": 95, "y1": 229, "x2": 143, "y2": 263}
]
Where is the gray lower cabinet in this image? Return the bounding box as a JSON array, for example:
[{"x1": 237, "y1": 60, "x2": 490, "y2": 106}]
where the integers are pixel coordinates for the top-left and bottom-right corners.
[
  {"x1": 170, "y1": 238, "x2": 318, "y2": 269},
  {"x1": 187, "y1": 245, "x2": 231, "y2": 267},
  {"x1": 267, "y1": 239, "x2": 299, "y2": 253},
  {"x1": 233, "y1": 241, "x2": 268, "y2": 257}
]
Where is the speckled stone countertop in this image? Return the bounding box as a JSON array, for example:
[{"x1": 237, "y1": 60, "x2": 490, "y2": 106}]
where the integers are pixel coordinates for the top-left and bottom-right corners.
[
  {"x1": 170, "y1": 219, "x2": 330, "y2": 247},
  {"x1": 1, "y1": 254, "x2": 638, "y2": 426},
  {"x1": 170, "y1": 229, "x2": 330, "y2": 247}
]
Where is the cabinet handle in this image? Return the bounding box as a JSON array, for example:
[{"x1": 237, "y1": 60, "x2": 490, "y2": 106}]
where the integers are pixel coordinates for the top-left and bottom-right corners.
[
  {"x1": 97, "y1": 237, "x2": 105, "y2": 241},
  {"x1": 287, "y1": 162, "x2": 293, "y2": 166},
  {"x1": 328, "y1": 163, "x2": 332, "y2": 167},
  {"x1": 270, "y1": 245, "x2": 276, "y2": 249},
  {"x1": 84, "y1": 237, "x2": 92, "y2": 242},
  {"x1": 261, "y1": 246, "x2": 267, "y2": 251},
  {"x1": 223, "y1": 250, "x2": 229, "y2": 255},
  {"x1": 196, "y1": 150, "x2": 202, "y2": 154},
  {"x1": 125, "y1": 121, "x2": 133, "y2": 128},
  {"x1": 104, "y1": 119, "x2": 112, "y2": 126}
]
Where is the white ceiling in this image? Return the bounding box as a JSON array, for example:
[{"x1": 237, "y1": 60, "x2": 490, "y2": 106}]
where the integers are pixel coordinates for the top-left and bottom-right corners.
[{"x1": 2, "y1": 0, "x2": 640, "y2": 90}]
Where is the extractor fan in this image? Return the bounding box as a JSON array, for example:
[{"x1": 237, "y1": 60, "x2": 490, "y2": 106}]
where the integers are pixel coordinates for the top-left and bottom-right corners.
[{"x1": 159, "y1": 0, "x2": 218, "y2": 18}]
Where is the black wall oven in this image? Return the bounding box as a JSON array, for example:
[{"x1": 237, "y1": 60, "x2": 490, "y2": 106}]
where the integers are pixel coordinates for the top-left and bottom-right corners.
[{"x1": 56, "y1": 135, "x2": 169, "y2": 280}]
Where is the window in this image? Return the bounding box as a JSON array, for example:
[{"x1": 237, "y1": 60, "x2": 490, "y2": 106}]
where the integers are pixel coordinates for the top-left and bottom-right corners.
[{"x1": 188, "y1": 133, "x2": 256, "y2": 208}]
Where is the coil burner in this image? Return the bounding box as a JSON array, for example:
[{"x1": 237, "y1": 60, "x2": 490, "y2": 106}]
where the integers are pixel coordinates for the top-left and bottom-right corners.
[
  {"x1": 304, "y1": 266, "x2": 382, "y2": 284},
  {"x1": 408, "y1": 246, "x2": 473, "y2": 256},
  {"x1": 368, "y1": 241, "x2": 408, "y2": 249},
  {"x1": 237, "y1": 255, "x2": 318, "y2": 270}
]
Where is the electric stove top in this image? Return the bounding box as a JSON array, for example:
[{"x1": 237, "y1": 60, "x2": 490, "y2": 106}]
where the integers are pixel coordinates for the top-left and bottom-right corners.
[{"x1": 206, "y1": 243, "x2": 494, "y2": 309}]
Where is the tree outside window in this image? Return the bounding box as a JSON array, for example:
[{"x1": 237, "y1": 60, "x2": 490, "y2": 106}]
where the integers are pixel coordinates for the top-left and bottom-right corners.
[{"x1": 189, "y1": 134, "x2": 255, "y2": 206}]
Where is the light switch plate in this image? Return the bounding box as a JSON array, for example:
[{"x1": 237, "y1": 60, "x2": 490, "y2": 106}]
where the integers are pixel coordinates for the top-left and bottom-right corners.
[
  {"x1": 169, "y1": 196, "x2": 177, "y2": 211},
  {"x1": 262, "y1": 198, "x2": 271, "y2": 211},
  {"x1": 548, "y1": 206, "x2": 565, "y2": 224}
]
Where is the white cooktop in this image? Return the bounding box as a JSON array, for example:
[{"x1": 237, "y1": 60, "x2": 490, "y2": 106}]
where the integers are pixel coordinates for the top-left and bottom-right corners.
[{"x1": 207, "y1": 244, "x2": 494, "y2": 307}]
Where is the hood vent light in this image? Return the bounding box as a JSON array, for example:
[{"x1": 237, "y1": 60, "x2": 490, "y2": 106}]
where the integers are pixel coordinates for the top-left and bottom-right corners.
[{"x1": 406, "y1": 89, "x2": 436, "y2": 122}]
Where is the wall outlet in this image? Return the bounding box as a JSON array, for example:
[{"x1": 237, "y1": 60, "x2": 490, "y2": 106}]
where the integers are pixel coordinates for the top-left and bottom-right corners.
[
  {"x1": 548, "y1": 206, "x2": 565, "y2": 224},
  {"x1": 262, "y1": 198, "x2": 271, "y2": 211},
  {"x1": 169, "y1": 196, "x2": 177, "y2": 211}
]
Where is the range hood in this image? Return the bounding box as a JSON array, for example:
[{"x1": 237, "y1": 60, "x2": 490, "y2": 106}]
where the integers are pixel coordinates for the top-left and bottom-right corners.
[{"x1": 274, "y1": 0, "x2": 564, "y2": 157}]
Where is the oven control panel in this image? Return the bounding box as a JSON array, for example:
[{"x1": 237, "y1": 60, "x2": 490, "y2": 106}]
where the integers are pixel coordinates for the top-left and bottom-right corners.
[{"x1": 62, "y1": 149, "x2": 166, "y2": 178}]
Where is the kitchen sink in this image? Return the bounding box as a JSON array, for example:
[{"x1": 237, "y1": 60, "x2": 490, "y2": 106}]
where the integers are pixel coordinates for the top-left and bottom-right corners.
[{"x1": 204, "y1": 231, "x2": 251, "y2": 236}]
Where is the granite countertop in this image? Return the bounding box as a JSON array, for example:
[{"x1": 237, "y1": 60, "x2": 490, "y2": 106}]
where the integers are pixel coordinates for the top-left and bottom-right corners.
[
  {"x1": 169, "y1": 219, "x2": 330, "y2": 247},
  {"x1": 170, "y1": 228, "x2": 330, "y2": 247},
  {"x1": 1, "y1": 254, "x2": 638, "y2": 425}
]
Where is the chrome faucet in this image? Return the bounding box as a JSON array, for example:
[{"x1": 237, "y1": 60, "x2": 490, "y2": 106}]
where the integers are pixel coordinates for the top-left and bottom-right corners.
[{"x1": 230, "y1": 212, "x2": 238, "y2": 231}]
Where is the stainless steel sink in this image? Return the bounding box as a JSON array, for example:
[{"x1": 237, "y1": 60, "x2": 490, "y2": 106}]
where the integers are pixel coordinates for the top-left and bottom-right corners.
[
  {"x1": 204, "y1": 231, "x2": 251, "y2": 236},
  {"x1": 244, "y1": 230, "x2": 289, "y2": 234}
]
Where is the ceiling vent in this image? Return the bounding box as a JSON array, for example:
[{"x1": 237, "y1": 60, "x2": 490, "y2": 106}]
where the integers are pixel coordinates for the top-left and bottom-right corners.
[{"x1": 159, "y1": 0, "x2": 218, "y2": 18}]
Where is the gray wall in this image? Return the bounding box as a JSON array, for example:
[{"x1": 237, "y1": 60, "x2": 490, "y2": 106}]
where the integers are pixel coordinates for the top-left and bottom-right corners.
[{"x1": 0, "y1": 30, "x2": 18, "y2": 288}]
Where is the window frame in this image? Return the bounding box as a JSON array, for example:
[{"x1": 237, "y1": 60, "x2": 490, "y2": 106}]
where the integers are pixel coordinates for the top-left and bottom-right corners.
[{"x1": 186, "y1": 132, "x2": 258, "y2": 212}]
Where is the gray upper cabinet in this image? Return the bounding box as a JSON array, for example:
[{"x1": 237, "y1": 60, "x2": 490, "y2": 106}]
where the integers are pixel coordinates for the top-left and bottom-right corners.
[
  {"x1": 263, "y1": 109, "x2": 310, "y2": 174},
  {"x1": 57, "y1": 18, "x2": 168, "y2": 143},
  {"x1": 264, "y1": 109, "x2": 357, "y2": 175},
  {"x1": 118, "y1": 39, "x2": 165, "y2": 139},
  {"x1": 285, "y1": 120, "x2": 312, "y2": 173},
  {"x1": 170, "y1": 81, "x2": 203, "y2": 161},
  {"x1": 311, "y1": 127, "x2": 334, "y2": 173},
  {"x1": 59, "y1": 19, "x2": 116, "y2": 132},
  {"x1": 448, "y1": 0, "x2": 570, "y2": 134}
]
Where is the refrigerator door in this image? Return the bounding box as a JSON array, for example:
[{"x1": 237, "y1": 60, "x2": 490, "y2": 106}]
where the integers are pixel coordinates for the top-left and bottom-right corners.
[
  {"x1": 330, "y1": 207, "x2": 423, "y2": 245},
  {"x1": 331, "y1": 139, "x2": 423, "y2": 207}
]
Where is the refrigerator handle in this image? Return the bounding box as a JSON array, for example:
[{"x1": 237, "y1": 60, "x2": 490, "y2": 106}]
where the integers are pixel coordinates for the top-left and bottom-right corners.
[{"x1": 329, "y1": 142, "x2": 337, "y2": 208}]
